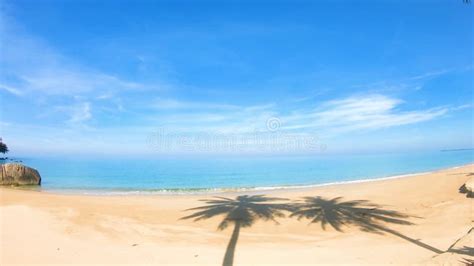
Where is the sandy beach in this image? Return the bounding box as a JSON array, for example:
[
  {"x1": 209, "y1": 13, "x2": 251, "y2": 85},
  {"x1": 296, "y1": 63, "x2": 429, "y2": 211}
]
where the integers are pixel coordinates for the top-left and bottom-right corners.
[{"x1": 1, "y1": 164, "x2": 473, "y2": 265}]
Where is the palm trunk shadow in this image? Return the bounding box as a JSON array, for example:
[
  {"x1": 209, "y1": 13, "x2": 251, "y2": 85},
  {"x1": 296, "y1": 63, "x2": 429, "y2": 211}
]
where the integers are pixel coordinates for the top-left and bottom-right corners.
[
  {"x1": 181, "y1": 195, "x2": 289, "y2": 266},
  {"x1": 373, "y1": 223, "x2": 443, "y2": 254},
  {"x1": 222, "y1": 220, "x2": 241, "y2": 266}
]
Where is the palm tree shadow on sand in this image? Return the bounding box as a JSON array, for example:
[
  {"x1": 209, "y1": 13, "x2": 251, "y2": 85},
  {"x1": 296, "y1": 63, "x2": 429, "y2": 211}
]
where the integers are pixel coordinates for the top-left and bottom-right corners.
[
  {"x1": 181, "y1": 195, "x2": 291, "y2": 266},
  {"x1": 290, "y1": 196, "x2": 443, "y2": 254}
]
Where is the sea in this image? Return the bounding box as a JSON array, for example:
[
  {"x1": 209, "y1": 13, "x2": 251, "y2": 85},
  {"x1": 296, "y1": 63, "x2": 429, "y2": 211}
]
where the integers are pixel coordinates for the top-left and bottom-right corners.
[{"x1": 4, "y1": 150, "x2": 473, "y2": 195}]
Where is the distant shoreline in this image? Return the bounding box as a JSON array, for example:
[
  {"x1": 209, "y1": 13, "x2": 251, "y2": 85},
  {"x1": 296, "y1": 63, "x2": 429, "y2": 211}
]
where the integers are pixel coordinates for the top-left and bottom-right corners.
[{"x1": 440, "y1": 148, "x2": 474, "y2": 152}]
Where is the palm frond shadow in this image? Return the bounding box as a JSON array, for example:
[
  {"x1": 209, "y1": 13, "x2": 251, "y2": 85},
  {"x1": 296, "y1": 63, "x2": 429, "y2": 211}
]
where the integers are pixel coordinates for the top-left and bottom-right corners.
[
  {"x1": 450, "y1": 246, "x2": 474, "y2": 256},
  {"x1": 290, "y1": 196, "x2": 443, "y2": 254},
  {"x1": 181, "y1": 195, "x2": 292, "y2": 266},
  {"x1": 460, "y1": 258, "x2": 474, "y2": 266}
]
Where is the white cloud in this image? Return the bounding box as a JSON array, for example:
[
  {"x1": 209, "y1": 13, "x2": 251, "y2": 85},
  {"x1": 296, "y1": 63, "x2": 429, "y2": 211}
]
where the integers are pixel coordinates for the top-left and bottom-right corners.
[
  {"x1": 2, "y1": 94, "x2": 454, "y2": 155},
  {"x1": 146, "y1": 95, "x2": 447, "y2": 136},
  {"x1": 52, "y1": 102, "x2": 92, "y2": 125},
  {"x1": 69, "y1": 102, "x2": 92, "y2": 124},
  {"x1": 351, "y1": 69, "x2": 454, "y2": 95},
  {"x1": 19, "y1": 71, "x2": 144, "y2": 96},
  {"x1": 451, "y1": 104, "x2": 473, "y2": 111},
  {"x1": 0, "y1": 84, "x2": 23, "y2": 96},
  {"x1": 279, "y1": 95, "x2": 448, "y2": 133},
  {"x1": 408, "y1": 69, "x2": 450, "y2": 81},
  {"x1": 147, "y1": 100, "x2": 276, "y2": 132},
  {"x1": 0, "y1": 121, "x2": 11, "y2": 127},
  {"x1": 0, "y1": 17, "x2": 151, "y2": 98}
]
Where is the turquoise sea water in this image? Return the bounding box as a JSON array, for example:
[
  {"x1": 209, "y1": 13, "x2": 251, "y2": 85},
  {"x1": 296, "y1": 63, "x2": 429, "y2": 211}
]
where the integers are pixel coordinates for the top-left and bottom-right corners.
[{"x1": 5, "y1": 150, "x2": 474, "y2": 194}]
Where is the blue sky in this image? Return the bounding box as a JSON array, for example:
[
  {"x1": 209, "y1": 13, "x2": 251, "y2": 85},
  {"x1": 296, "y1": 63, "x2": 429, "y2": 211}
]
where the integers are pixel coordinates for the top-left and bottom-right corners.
[{"x1": 0, "y1": 0, "x2": 472, "y2": 156}]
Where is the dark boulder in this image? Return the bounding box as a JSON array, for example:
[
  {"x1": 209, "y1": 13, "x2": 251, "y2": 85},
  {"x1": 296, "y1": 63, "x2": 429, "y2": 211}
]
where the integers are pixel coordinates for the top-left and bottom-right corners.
[{"x1": 0, "y1": 163, "x2": 41, "y2": 186}]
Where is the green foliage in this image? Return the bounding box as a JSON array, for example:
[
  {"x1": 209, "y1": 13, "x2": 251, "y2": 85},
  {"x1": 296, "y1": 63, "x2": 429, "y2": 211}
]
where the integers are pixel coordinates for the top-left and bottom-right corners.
[{"x1": 0, "y1": 141, "x2": 8, "y2": 154}]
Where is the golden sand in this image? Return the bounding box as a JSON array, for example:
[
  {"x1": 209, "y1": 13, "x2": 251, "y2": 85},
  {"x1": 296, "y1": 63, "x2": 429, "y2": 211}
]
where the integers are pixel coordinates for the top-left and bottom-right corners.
[{"x1": 1, "y1": 164, "x2": 472, "y2": 265}]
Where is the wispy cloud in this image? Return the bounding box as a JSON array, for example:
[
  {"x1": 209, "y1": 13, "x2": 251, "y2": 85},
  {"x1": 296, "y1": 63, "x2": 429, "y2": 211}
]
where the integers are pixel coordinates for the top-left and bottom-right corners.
[
  {"x1": 52, "y1": 102, "x2": 93, "y2": 125},
  {"x1": 0, "y1": 17, "x2": 154, "y2": 99},
  {"x1": 289, "y1": 88, "x2": 332, "y2": 103},
  {"x1": 144, "y1": 94, "x2": 448, "y2": 136},
  {"x1": 0, "y1": 84, "x2": 23, "y2": 96},
  {"x1": 352, "y1": 68, "x2": 454, "y2": 95},
  {"x1": 280, "y1": 95, "x2": 448, "y2": 133},
  {"x1": 408, "y1": 69, "x2": 451, "y2": 81},
  {"x1": 451, "y1": 104, "x2": 473, "y2": 111},
  {"x1": 1, "y1": 90, "x2": 458, "y2": 154},
  {"x1": 147, "y1": 100, "x2": 276, "y2": 133},
  {"x1": 19, "y1": 71, "x2": 145, "y2": 96},
  {"x1": 0, "y1": 16, "x2": 166, "y2": 128},
  {"x1": 68, "y1": 102, "x2": 92, "y2": 124}
]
